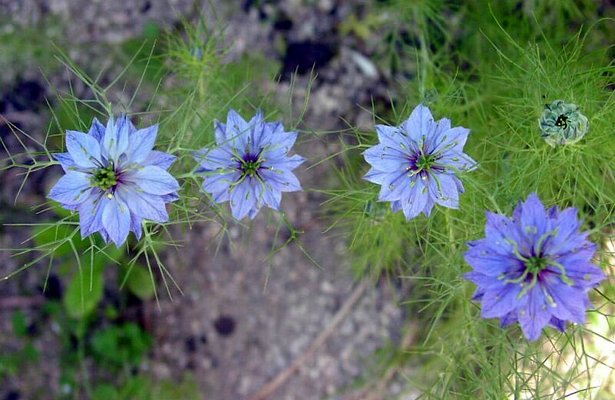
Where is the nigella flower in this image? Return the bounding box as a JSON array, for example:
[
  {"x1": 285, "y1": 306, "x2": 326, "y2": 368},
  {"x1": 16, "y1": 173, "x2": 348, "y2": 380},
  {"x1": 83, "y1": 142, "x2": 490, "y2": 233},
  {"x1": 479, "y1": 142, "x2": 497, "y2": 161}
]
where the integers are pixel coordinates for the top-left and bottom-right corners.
[
  {"x1": 48, "y1": 116, "x2": 180, "y2": 247},
  {"x1": 539, "y1": 100, "x2": 589, "y2": 146},
  {"x1": 363, "y1": 104, "x2": 476, "y2": 221},
  {"x1": 464, "y1": 193, "x2": 606, "y2": 341},
  {"x1": 193, "y1": 109, "x2": 304, "y2": 220}
]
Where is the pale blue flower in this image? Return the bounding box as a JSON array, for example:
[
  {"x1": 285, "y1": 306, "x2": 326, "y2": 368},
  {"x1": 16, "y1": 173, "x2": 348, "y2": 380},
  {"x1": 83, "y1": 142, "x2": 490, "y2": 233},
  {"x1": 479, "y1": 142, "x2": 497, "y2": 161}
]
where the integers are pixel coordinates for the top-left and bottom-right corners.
[
  {"x1": 194, "y1": 109, "x2": 304, "y2": 220},
  {"x1": 364, "y1": 104, "x2": 476, "y2": 220},
  {"x1": 465, "y1": 193, "x2": 606, "y2": 341},
  {"x1": 48, "y1": 116, "x2": 179, "y2": 246}
]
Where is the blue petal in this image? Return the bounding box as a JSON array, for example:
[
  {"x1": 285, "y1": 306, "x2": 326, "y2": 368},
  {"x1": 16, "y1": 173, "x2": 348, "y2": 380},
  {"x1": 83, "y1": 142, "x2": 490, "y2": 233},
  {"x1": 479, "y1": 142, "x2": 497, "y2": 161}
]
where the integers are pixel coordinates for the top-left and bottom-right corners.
[
  {"x1": 402, "y1": 104, "x2": 435, "y2": 143},
  {"x1": 364, "y1": 144, "x2": 407, "y2": 172},
  {"x1": 464, "y1": 245, "x2": 522, "y2": 277},
  {"x1": 430, "y1": 126, "x2": 470, "y2": 155},
  {"x1": 364, "y1": 168, "x2": 389, "y2": 184},
  {"x1": 78, "y1": 192, "x2": 105, "y2": 238},
  {"x1": 196, "y1": 146, "x2": 234, "y2": 171},
  {"x1": 266, "y1": 129, "x2": 299, "y2": 159},
  {"x1": 202, "y1": 172, "x2": 238, "y2": 202},
  {"x1": 547, "y1": 255, "x2": 604, "y2": 287},
  {"x1": 464, "y1": 271, "x2": 503, "y2": 290},
  {"x1": 499, "y1": 311, "x2": 518, "y2": 328},
  {"x1": 481, "y1": 283, "x2": 522, "y2": 318},
  {"x1": 260, "y1": 169, "x2": 302, "y2": 192},
  {"x1": 230, "y1": 181, "x2": 257, "y2": 220},
  {"x1": 130, "y1": 212, "x2": 143, "y2": 241},
  {"x1": 101, "y1": 196, "x2": 131, "y2": 247},
  {"x1": 375, "y1": 124, "x2": 404, "y2": 149},
  {"x1": 519, "y1": 193, "x2": 549, "y2": 242},
  {"x1": 88, "y1": 118, "x2": 106, "y2": 142},
  {"x1": 126, "y1": 124, "x2": 158, "y2": 163},
  {"x1": 53, "y1": 152, "x2": 75, "y2": 173},
  {"x1": 214, "y1": 120, "x2": 227, "y2": 144},
  {"x1": 549, "y1": 316, "x2": 567, "y2": 332},
  {"x1": 545, "y1": 279, "x2": 588, "y2": 324},
  {"x1": 545, "y1": 207, "x2": 582, "y2": 256},
  {"x1": 226, "y1": 109, "x2": 250, "y2": 150},
  {"x1": 103, "y1": 115, "x2": 131, "y2": 161},
  {"x1": 262, "y1": 184, "x2": 282, "y2": 209},
  {"x1": 247, "y1": 110, "x2": 268, "y2": 151},
  {"x1": 518, "y1": 287, "x2": 551, "y2": 341},
  {"x1": 116, "y1": 186, "x2": 168, "y2": 223},
  {"x1": 143, "y1": 150, "x2": 177, "y2": 170},
  {"x1": 66, "y1": 130, "x2": 102, "y2": 168},
  {"x1": 378, "y1": 171, "x2": 409, "y2": 201},
  {"x1": 263, "y1": 154, "x2": 305, "y2": 171},
  {"x1": 483, "y1": 212, "x2": 517, "y2": 255},
  {"x1": 400, "y1": 178, "x2": 429, "y2": 220},
  {"x1": 428, "y1": 174, "x2": 460, "y2": 208},
  {"x1": 48, "y1": 171, "x2": 92, "y2": 205},
  {"x1": 127, "y1": 166, "x2": 180, "y2": 195}
]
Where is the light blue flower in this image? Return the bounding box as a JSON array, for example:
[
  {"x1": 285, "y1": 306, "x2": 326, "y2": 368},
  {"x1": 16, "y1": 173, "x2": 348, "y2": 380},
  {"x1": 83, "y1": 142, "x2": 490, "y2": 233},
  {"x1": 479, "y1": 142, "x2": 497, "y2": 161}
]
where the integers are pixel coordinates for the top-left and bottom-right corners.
[
  {"x1": 48, "y1": 116, "x2": 179, "y2": 247},
  {"x1": 194, "y1": 109, "x2": 304, "y2": 220},
  {"x1": 363, "y1": 104, "x2": 476, "y2": 220},
  {"x1": 464, "y1": 193, "x2": 606, "y2": 341}
]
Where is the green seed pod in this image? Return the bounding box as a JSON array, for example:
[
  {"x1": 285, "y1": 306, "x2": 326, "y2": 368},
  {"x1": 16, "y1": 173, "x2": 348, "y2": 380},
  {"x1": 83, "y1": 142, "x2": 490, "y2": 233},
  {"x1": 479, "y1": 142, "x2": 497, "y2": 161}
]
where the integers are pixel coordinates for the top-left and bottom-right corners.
[{"x1": 539, "y1": 100, "x2": 589, "y2": 146}]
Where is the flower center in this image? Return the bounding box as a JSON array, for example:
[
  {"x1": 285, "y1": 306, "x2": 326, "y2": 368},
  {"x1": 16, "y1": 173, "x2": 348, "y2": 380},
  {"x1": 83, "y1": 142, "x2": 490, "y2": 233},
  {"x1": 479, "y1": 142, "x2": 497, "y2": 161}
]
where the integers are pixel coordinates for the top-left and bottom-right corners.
[
  {"x1": 416, "y1": 153, "x2": 437, "y2": 171},
  {"x1": 239, "y1": 154, "x2": 262, "y2": 178},
  {"x1": 525, "y1": 255, "x2": 549, "y2": 275},
  {"x1": 92, "y1": 165, "x2": 118, "y2": 191},
  {"x1": 555, "y1": 114, "x2": 568, "y2": 129}
]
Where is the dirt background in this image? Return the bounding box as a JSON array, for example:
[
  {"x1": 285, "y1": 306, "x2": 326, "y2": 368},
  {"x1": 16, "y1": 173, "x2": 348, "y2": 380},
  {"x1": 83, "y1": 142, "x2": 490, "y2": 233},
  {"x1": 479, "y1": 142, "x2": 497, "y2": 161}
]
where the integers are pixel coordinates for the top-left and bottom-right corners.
[{"x1": 0, "y1": 1, "x2": 419, "y2": 399}]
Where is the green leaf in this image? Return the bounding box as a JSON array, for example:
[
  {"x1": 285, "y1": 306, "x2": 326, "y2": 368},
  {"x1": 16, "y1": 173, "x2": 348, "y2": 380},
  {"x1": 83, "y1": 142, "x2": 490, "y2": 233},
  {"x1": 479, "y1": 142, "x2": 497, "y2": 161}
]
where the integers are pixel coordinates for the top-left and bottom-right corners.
[
  {"x1": 123, "y1": 263, "x2": 155, "y2": 301},
  {"x1": 63, "y1": 258, "x2": 105, "y2": 319}
]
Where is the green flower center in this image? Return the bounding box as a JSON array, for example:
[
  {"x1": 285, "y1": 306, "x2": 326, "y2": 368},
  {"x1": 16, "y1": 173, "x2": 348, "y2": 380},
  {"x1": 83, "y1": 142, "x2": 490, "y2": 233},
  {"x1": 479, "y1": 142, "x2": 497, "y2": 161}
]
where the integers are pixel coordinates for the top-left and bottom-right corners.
[
  {"x1": 525, "y1": 256, "x2": 549, "y2": 275},
  {"x1": 416, "y1": 154, "x2": 437, "y2": 171},
  {"x1": 92, "y1": 165, "x2": 118, "y2": 191},
  {"x1": 555, "y1": 114, "x2": 568, "y2": 129},
  {"x1": 240, "y1": 159, "x2": 262, "y2": 177}
]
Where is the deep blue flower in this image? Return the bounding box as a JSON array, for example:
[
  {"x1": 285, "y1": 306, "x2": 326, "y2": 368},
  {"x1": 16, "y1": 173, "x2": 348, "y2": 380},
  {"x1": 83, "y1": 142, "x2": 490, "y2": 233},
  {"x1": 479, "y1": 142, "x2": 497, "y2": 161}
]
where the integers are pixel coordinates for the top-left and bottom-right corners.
[
  {"x1": 363, "y1": 104, "x2": 476, "y2": 220},
  {"x1": 464, "y1": 193, "x2": 606, "y2": 341},
  {"x1": 194, "y1": 109, "x2": 304, "y2": 220},
  {"x1": 48, "y1": 116, "x2": 180, "y2": 247}
]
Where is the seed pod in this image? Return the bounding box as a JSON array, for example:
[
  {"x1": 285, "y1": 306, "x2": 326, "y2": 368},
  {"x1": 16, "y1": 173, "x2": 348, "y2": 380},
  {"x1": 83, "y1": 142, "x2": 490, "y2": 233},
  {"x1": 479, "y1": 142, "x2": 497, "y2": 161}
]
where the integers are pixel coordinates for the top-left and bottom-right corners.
[{"x1": 539, "y1": 100, "x2": 589, "y2": 146}]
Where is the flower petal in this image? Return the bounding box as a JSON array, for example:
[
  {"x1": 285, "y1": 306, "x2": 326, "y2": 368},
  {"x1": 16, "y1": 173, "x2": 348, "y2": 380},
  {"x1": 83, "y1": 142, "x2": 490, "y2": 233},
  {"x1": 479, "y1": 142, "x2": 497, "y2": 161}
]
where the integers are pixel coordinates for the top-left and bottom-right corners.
[
  {"x1": 226, "y1": 109, "x2": 250, "y2": 150},
  {"x1": 101, "y1": 196, "x2": 131, "y2": 247},
  {"x1": 230, "y1": 180, "x2": 257, "y2": 220},
  {"x1": 53, "y1": 152, "x2": 76, "y2": 173},
  {"x1": 402, "y1": 104, "x2": 435, "y2": 143},
  {"x1": 88, "y1": 118, "x2": 106, "y2": 143},
  {"x1": 545, "y1": 280, "x2": 588, "y2": 324},
  {"x1": 103, "y1": 115, "x2": 131, "y2": 161},
  {"x1": 66, "y1": 130, "x2": 102, "y2": 168},
  {"x1": 78, "y1": 191, "x2": 105, "y2": 238},
  {"x1": 518, "y1": 287, "x2": 551, "y2": 341},
  {"x1": 400, "y1": 178, "x2": 429, "y2": 220},
  {"x1": 48, "y1": 171, "x2": 92, "y2": 205},
  {"x1": 143, "y1": 150, "x2": 176, "y2": 170},
  {"x1": 481, "y1": 283, "x2": 522, "y2": 318},
  {"x1": 428, "y1": 174, "x2": 460, "y2": 208},
  {"x1": 126, "y1": 124, "x2": 158, "y2": 163},
  {"x1": 263, "y1": 154, "x2": 305, "y2": 171},
  {"x1": 363, "y1": 144, "x2": 407, "y2": 172},
  {"x1": 116, "y1": 185, "x2": 168, "y2": 223},
  {"x1": 127, "y1": 166, "x2": 180, "y2": 195},
  {"x1": 259, "y1": 169, "x2": 302, "y2": 192}
]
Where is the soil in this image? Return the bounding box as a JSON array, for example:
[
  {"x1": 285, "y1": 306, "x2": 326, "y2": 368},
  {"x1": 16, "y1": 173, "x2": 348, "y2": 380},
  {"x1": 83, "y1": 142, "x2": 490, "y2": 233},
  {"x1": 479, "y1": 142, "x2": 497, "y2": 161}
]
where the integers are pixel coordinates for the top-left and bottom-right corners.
[{"x1": 0, "y1": 1, "x2": 418, "y2": 399}]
